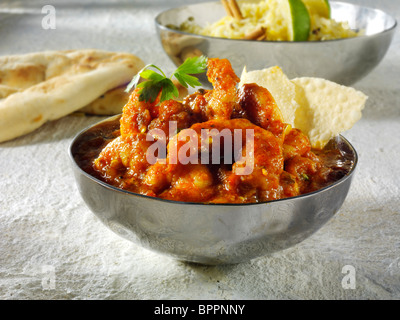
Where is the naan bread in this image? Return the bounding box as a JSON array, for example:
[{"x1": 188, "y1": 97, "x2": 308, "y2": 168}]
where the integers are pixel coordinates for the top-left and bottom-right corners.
[
  {"x1": 79, "y1": 84, "x2": 130, "y2": 115},
  {"x1": 0, "y1": 49, "x2": 145, "y2": 142}
]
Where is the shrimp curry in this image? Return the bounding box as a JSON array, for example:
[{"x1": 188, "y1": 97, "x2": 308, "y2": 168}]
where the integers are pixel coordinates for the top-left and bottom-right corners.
[{"x1": 75, "y1": 58, "x2": 354, "y2": 204}]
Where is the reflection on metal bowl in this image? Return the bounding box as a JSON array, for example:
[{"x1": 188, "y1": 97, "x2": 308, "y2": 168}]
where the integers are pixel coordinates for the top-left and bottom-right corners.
[
  {"x1": 69, "y1": 115, "x2": 358, "y2": 265},
  {"x1": 155, "y1": 1, "x2": 396, "y2": 86}
]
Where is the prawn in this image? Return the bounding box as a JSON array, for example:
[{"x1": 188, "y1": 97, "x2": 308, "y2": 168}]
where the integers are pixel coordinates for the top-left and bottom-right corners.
[
  {"x1": 282, "y1": 127, "x2": 312, "y2": 160},
  {"x1": 204, "y1": 58, "x2": 240, "y2": 120},
  {"x1": 237, "y1": 83, "x2": 287, "y2": 138},
  {"x1": 157, "y1": 164, "x2": 215, "y2": 203},
  {"x1": 166, "y1": 118, "x2": 284, "y2": 202},
  {"x1": 119, "y1": 88, "x2": 157, "y2": 137},
  {"x1": 93, "y1": 133, "x2": 153, "y2": 191}
]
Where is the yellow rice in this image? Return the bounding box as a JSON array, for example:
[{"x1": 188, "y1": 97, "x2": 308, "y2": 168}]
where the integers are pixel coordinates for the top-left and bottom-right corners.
[{"x1": 179, "y1": 0, "x2": 359, "y2": 41}]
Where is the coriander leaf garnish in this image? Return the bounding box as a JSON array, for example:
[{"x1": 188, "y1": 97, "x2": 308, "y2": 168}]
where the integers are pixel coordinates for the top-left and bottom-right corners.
[
  {"x1": 159, "y1": 78, "x2": 179, "y2": 102},
  {"x1": 125, "y1": 56, "x2": 208, "y2": 103},
  {"x1": 125, "y1": 64, "x2": 164, "y2": 94},
  {"x1": 173, "y1": 55, "x2": 208, "y2": 88}
]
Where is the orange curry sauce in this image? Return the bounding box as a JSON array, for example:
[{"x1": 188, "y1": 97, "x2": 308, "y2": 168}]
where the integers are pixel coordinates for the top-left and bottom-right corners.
[{"x1": 77, "y1": 58, "x2": 353, "y2": 204}]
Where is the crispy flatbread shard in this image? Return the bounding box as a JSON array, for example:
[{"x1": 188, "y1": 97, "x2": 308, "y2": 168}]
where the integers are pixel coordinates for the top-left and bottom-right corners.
[
  {"x1": 239, "y1": 66, "x2": 300, "y2": 127},
  {"x1": 292, "y1": 77, "x2": 367, "y2": 149},
  {"x1": 239, "y1": 66, "x2": 367, "y2": 149},
  {"x1": 0, "y1": 49, "x2": 145, "y2": 142}
]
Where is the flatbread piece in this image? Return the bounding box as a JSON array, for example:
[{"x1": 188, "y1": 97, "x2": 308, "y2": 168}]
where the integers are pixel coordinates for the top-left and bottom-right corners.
[{"x1": 0, "y1": 49, "x2": 145, "y2": 142}]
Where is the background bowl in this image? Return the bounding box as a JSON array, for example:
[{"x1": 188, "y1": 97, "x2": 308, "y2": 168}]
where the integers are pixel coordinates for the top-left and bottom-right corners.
[
  {"x1": 155, "y1": 1, "x2": 397, "y2": 86},
  {"x1": 70, "y1": 115, "x2": 358, "y2": 265}
]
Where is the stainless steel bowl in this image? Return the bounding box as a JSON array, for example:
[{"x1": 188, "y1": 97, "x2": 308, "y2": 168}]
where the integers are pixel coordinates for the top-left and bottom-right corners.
[
  {"x1": 69, "y1": 115, "x2": 358, "y2": 265},
  {"x1": 155, "y1": 1, "x2": 397, "y2": 86}
]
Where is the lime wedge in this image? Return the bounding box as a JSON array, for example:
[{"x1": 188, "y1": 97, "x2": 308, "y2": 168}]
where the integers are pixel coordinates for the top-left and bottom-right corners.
[
  {"x1": 286, "y1": 0, "x2": 311, "y2": 41},
  {"x1": 301, "y1": 0, "x2": 331, "y2": 19}
]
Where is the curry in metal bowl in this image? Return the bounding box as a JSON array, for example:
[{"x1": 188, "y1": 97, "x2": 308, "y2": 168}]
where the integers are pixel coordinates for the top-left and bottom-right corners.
[{"x1": 73, "y1": 58, "x2": 356, "y2": 204}]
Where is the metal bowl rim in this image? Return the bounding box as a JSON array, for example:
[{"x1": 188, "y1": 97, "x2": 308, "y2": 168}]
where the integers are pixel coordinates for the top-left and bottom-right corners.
[
  {"x1": 155, "y1": 0, "x2": 397, "y2": 44},
  {"x1": 69, "y1": 114, "x2": 359, "y2": 208}
]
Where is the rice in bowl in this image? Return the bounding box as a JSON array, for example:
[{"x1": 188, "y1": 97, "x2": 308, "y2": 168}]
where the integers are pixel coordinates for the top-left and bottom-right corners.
[{"x1": 179, "y1": 0, "x2": 359, "y2": 41}]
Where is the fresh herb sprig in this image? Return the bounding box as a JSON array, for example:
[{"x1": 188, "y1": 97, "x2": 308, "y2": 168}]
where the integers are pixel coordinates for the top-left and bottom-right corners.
[{"x1": 125, "y1": 55, "x2": 208, "y2": 103}]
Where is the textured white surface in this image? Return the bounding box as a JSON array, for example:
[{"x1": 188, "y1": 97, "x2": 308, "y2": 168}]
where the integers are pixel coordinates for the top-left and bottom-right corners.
[{"x1": 0, "y1": 0, "x2": 399, "y2": 300}]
